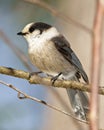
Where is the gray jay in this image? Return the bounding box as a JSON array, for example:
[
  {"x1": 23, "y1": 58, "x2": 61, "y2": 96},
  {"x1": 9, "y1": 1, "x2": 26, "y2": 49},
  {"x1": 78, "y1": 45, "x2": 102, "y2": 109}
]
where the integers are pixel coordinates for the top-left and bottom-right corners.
[{"x1": 17, "y1": 22, "x2": 89, "y2": 121}]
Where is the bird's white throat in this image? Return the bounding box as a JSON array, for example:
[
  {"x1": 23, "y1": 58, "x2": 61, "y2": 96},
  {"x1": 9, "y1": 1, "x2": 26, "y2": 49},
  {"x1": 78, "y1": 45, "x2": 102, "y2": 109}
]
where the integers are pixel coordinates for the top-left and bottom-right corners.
[{"x1": 25, "y1": 27, "x2": 59, "y2": 51}]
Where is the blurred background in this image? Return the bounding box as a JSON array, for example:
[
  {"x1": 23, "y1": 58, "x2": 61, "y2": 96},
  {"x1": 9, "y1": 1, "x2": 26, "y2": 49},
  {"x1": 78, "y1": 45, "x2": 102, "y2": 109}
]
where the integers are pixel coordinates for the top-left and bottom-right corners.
[{"x1": 0, "y1": 0, "x2": 104, "y2": 130}]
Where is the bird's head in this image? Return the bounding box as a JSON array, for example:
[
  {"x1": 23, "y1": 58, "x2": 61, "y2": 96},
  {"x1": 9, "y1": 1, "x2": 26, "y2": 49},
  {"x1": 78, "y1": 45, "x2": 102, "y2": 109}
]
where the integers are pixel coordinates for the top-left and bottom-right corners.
[{"x1": 17, "y1": 22, "x2": 59, "y2": 44}]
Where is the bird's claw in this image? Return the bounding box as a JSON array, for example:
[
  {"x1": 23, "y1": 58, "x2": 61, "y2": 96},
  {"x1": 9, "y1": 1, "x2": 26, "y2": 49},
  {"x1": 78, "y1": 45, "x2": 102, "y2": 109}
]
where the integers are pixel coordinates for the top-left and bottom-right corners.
[{"x1": 51, "y1": 72, "x2": 62, "y2": 85}]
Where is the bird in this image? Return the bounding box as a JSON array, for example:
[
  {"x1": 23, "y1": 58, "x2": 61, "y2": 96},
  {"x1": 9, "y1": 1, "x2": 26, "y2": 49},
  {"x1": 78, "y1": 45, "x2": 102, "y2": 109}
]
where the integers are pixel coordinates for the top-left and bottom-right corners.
[{"x1": 17, "y1": 22, "x2": 89, "y2": 121}]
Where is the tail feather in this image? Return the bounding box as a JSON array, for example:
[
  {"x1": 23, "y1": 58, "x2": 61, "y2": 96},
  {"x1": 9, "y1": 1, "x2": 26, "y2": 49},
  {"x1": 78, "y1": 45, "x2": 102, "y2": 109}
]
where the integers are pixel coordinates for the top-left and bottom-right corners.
[{"x1": 66, "y1": 77, "x2": 89, "y2": 121}]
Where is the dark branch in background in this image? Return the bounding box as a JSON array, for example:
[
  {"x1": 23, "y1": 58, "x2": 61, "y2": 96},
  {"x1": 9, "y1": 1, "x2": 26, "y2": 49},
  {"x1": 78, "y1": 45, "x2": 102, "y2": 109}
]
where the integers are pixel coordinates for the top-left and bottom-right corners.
[
  {"x1": 0, "y1": 66, "x2": 104, "y2": 95},
  {"x1": 0, "y1": 80, "x2": 88, "y2": 124},
  {"x1": 0, "y1": 30, "x2": 32, "y2": 71},
  {"x1": 24, "y1": 0, "x2": 92, "y2": 34},
  {"x1": 90, "y1": 1, "x2": 104, "y2": 130}
]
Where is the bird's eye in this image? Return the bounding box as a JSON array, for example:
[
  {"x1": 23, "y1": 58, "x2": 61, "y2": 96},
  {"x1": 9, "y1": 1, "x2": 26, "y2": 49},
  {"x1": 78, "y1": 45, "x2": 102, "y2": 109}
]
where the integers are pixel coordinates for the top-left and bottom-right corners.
[
  {"x1": 29, "y1": 27, "x2": 35, "y2": 33},
  {"x1": 40, "y1": 29, "x2": 42, "y2": 34}
]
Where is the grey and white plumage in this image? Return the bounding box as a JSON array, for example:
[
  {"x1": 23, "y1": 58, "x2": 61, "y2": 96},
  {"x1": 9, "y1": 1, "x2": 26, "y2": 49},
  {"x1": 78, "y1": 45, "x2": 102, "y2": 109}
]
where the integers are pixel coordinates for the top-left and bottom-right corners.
[{"x1": 17, "y1": 22, "x2": 89, "y2": 120}]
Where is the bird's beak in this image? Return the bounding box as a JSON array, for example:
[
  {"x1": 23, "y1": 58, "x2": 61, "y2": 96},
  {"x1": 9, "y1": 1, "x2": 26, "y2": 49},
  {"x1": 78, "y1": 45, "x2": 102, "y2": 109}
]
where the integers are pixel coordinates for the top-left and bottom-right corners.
[
  {"x1": 17, "y1": 32, "x2": 28, "y2": 36},
  {"x1": 17, "y1": 32, "x2": 23, "y2": 35}
]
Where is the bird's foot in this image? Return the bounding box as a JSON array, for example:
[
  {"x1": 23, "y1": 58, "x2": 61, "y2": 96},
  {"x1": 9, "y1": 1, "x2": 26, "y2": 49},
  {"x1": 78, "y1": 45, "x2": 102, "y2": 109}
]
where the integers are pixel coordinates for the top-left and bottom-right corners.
[{"x1": 51, "y1": 72, "x2": 62, "y2": 85}]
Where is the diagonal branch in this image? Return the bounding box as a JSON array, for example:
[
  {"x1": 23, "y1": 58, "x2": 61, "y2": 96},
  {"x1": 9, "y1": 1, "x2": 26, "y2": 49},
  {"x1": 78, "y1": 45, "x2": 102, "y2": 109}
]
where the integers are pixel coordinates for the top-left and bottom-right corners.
[
  {"x1": 24, "y1": 0, "x2": 92, "y2": 34},
  {"x1": 0, "y1": 80, "x2": 88, "y2": 124},
  {"x1": 0, "y1": 30, "x2": 32, "y2": 71},
  {"x1": 0, "y1": 66, "x2": 104, "y2": 95}
]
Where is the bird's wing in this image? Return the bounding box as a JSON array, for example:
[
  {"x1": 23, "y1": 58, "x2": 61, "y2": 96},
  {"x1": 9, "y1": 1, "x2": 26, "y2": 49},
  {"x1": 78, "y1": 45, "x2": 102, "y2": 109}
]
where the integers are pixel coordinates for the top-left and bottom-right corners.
[{"x1": 51, "y1": 35, "x2": 89, "y2": 83}]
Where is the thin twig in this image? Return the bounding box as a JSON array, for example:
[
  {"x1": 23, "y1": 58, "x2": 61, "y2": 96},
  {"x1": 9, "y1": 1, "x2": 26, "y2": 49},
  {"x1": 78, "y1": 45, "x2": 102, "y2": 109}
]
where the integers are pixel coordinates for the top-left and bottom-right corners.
[
  {"x1": 24, "y1": 0, "x2": 92, "y2": 34},
  {"x1": 90, "y1": 1, "x2": 104, "y2": 130},
  {"x1": 0, "y1": 80, "x2": 88, "y2": 124}
]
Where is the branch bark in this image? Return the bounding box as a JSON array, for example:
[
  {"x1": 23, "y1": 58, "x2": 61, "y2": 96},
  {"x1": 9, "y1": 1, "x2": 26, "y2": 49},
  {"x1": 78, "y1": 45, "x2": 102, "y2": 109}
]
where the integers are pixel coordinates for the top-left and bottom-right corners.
[{"x1": 0, "y1": 66, "x2": 104, "y2": 95}]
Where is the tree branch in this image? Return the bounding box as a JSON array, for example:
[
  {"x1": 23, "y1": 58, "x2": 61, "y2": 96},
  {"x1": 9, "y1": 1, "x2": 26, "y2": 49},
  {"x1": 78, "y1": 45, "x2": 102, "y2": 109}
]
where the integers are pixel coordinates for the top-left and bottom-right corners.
[
  {"x1": 0, "y1": 79, "x2": 88, "y2": 124},
  {"x1": 24, "y1": 0, "x2": 92, "y2": 34},
  {"x1": 0, "y1": 66, "x2": 104, "y2": 95}
]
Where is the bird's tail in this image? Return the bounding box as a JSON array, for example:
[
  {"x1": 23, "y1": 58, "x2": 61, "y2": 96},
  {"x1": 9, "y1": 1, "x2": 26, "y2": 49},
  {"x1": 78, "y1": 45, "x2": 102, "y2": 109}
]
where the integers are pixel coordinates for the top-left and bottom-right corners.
[{"x1": 66, "y1": 78, "x2": 89, "y2": 121}]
